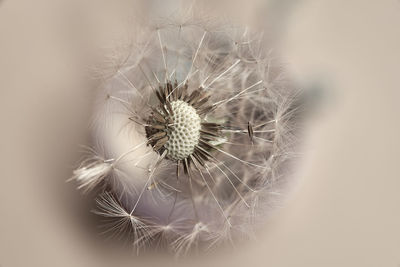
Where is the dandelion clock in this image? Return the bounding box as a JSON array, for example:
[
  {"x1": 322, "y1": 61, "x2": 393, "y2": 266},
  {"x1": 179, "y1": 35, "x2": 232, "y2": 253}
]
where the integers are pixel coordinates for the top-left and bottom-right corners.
[{"x1": 71, "y1": 7, "x2": 302, "y2": 256}]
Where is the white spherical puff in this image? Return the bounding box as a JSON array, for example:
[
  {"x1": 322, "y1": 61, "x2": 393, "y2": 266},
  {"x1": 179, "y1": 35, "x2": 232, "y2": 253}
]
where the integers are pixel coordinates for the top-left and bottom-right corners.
[{"x1": 71, "y1": 11, "x2": 302, "y2": 255}]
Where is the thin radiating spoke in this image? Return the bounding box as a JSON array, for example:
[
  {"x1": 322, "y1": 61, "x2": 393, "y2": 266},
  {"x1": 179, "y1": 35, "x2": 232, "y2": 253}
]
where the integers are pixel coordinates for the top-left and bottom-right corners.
[
  {"x1": 184, "y1": 158, "x2": 200, "y2": 221},
  {"x1": 114, "y1": 141, "x2": 147, "y2": 164},
  {"x1": 205, "y1": 163, "x2": 250, "y2": 208},
  {"x1": 216, "y1": 161, "x2": 256, "y2": 192},
  {"x1": 168, "y1": 69, "x2": 199, "y2": 99},
  {"x1": 138, "y1": 63, "x2": 156, "y2": 91},
  {"x1": 254, "y1": 119, "x2": 276, "y2": 129},
  {"x1": 214, "y1": 146, "x2": 269, "y2": 169},
  {"x1": 199, "y1": 139, "x2": 268, "y2": 169},
  {"x1": 157, "y1": 29, "x2": 168, "y2": 82},
  {"x1": 191, "y1": 156, "x2": 232, "y2": 226},
  {"x1": 117, "y1": 70, "x2": 144, "y2": 98},
  {"x1": 212, "y1": 80, "x2": 263, "y2": 108},
  {"x1": 203, "y1": 59, "x2": 241, "y2": 89},
  {"x1": 222, "y1": 129, "x2": 275, "y2": 134},
  {"x1": 167, "y1": 191, "x2": 178, "y2": 224},
  {"x1": 185, "y1": 31, "x2": 207, "y2": 83},
  {"x1": 130, "y1": 150, "x2": 167, "y2": 215}
]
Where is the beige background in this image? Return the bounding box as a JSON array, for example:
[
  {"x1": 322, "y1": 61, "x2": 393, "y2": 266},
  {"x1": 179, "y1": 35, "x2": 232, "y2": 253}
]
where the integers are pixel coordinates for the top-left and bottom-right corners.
[{"x1": 0, "y1": 0, "x2": 399, "y2": 266}]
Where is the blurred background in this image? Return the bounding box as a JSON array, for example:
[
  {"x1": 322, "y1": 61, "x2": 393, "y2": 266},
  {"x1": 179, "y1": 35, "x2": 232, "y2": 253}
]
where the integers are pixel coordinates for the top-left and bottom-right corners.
[{"x1": 0, "y1": 0, "x2": 399, "y2": 266}]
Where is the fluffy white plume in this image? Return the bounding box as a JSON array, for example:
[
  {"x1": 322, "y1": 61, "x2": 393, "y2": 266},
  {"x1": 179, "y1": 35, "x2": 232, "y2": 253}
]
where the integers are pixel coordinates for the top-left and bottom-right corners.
[{"x1": 71, "y1": 149, "x2": 114, "y2": 193}]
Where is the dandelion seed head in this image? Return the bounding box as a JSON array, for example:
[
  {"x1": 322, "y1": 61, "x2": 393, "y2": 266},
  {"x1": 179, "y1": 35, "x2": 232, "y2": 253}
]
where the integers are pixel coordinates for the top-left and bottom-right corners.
[{"x1": 71, "y1": 8, "x2": 303, "y2": 256}]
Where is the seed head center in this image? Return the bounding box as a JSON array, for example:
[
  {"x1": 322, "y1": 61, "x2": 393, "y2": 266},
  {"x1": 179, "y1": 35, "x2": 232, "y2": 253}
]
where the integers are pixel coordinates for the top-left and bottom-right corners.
[{"x1": 165, "y1": 100, "x2": 201, "y2": 161}]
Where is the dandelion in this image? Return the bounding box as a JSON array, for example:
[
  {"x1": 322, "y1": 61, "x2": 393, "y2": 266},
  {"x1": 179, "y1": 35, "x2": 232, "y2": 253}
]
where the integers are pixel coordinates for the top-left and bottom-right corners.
[{"x1": 71, "y1": 9, "x2": 302, "y2": 255}]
